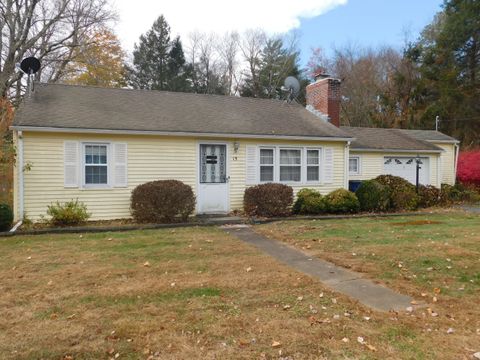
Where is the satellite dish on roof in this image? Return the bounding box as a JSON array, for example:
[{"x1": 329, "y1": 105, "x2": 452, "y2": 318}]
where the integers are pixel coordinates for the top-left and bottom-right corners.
[
  {"x1": 282, "y1": 76, "x2": 300, "y2": 103},
  {"x1": 20, "y1": 56, "x2": 41, "y2": 95},
  {"x1": 20, "y1": 57, "x2": 41, "y2": 75}
]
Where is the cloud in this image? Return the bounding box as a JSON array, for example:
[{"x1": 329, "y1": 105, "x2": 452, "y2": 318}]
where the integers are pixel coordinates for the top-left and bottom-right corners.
[{"x1": 114, "y1": 0, "x2": 348, "y2": 50}]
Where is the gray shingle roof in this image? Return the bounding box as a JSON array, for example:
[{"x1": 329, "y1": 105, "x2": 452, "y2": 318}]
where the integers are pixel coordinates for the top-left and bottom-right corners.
[
  {"x1": 340, "y1": 126, "x2": 444, "y2": 152},
  {"x1": 399, "y1": 129, "x2": 458, "y2": 143},
  {"x1": 13, "y1": 83, "x2": 351, "y2": 139}
]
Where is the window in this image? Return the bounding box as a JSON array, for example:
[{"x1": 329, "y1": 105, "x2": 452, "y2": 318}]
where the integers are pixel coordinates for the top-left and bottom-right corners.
[
  {"x1": 259, "y1": 148, "x2": 274, "y2": 182},
  {"x1": 280, "y1": 149, "x2": 301, "y2": 182},
  {"x1": 307, "y1": 149, "x2": 321, "y2": 182},
  {"x1": 349, "y1": 156, "x2": 360, "y2": 175},
  {"x1": 84, "y1": 144, "x2": 108, "y2": 185}
]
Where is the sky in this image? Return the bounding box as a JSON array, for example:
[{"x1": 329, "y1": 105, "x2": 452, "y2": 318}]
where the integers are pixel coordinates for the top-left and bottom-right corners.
[{"x1": 114, "y1": 0, "x2": 444, "y2": 64}]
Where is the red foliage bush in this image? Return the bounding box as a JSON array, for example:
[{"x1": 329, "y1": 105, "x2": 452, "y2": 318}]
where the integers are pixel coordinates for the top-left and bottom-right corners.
[{"x1": 457, "y1": 150, "x2": 480, "y2": 186}]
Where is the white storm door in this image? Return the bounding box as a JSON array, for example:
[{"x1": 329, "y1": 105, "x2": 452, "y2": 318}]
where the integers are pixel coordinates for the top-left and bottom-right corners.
[{"x1": 198, "y1": 144, "x2": 229, "y2": 213}]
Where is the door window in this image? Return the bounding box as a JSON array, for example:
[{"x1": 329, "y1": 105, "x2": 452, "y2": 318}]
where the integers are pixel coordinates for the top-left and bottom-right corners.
[{"x1": 200, "y1": 144, "x2": 227, "y2": 183}]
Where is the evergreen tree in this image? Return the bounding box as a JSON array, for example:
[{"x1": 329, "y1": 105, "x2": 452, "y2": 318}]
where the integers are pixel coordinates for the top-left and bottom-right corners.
[
  {"x1": 130, "y1": 15, "x2": 171, "y2": 90},
  {"x1": 167, "y1": 37, "x2": 192, "y2": 92}
]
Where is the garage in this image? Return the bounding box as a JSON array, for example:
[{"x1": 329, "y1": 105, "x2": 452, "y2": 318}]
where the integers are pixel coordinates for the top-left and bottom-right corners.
[{"x1": 383, "y1": 156, "x2": 430, "y2": 185}]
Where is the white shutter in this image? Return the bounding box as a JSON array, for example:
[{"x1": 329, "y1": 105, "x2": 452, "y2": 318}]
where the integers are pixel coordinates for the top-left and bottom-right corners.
[
  {"x1": 323, "y1": 147, "x2": 334, "y2": 184},
  {"x1": 113, "y1": 143, "x2": 128, "y2": 187},
  {"x1": 64, "y1": 141, "x2": 79, "y2": 187},
  {"x1": 245, "y1": 145, "x2": 258, "y2": 185}
]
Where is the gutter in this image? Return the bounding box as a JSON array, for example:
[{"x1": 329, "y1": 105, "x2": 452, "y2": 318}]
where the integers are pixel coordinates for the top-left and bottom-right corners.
[
  {"x1": 10, "y1": 125, "x2": 356, "y2": 143},
  {"x1": 344, "y1": 141, "x2": 351, "y2": 189},
  {"x1": 349, "y1": 148, "x2": 443, "y2": 154},
  {"x1": 454, "y1": 143, "x2": 460, "y2": 184}
]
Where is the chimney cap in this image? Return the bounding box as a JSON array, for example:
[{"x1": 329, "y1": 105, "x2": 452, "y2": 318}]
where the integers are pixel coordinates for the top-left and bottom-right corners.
[{"x1": 313, "y1": 68, "x2": 331, "y2": 81}]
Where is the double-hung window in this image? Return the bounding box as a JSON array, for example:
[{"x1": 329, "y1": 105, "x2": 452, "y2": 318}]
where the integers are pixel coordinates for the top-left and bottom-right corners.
[
  {"x1": 279, "y1": 148, "x2": 301, "y2": 182},
  {"x1": 306, "y1": 149, "x2": 321, "y2": 182},
  {"x1": 259, "y1": 148, "x2": 274, "y2": 182},
  {"x1": 84, "y1": 144, "x2": 108, "y2": 186},
  {"x1": 349, "y1": 156, "x2": 360, "y2": 175}
]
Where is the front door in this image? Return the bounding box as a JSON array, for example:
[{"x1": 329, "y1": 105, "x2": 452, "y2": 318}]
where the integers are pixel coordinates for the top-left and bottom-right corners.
[{"x1": 198, "y1": 144, "x2": 228, "y2": 213}]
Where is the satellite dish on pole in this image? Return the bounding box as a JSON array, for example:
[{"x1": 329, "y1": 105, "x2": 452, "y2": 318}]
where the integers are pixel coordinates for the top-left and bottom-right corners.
[
  {"x1": 20, "y1": 56, "x2": 41, "y2": 95},
  {"x1": 281, "y1": 76, "x2": 300, "y2": 103}
]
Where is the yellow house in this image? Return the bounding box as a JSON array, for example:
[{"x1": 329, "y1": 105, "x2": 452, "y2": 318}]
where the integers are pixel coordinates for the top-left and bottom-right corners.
[{"x1": 11, "y1": 76, "x2": 458, "y2": 222}]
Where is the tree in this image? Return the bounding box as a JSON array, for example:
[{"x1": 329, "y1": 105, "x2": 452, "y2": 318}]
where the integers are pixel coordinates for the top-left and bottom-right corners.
[
  {"x1": 413, "y1": 0, "x2": 480, "y2": 145},
  {"x1": 64, "y1": 29, "x2": 127, "y2": 88},
  {"x1": 216, "y1": 32, "x2": 240, "y2": 95},
  {"x1": 129, "y1": 15, "x2": 171, "y2": 90},
  {"x1": 0, "y1": 0, "x2": 115, "y2": 101},
  {"x1": 239, "y1": 29, "x2": 266, "y2": 98},
  {"x1": 166, "y1": 36, "x2": 191, "y2": 92}
]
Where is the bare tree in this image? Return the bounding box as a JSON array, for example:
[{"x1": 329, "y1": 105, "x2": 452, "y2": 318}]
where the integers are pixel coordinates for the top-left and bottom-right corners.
[
  {"x1": 216, "y1": 31, "x2": 239, "y2": 95},
  {"x1": 0, "y1": 0, "x2": 116, "y2": 101},
  {"x1": 239, "y1": 29, "x2": 266, "y2": 97}
]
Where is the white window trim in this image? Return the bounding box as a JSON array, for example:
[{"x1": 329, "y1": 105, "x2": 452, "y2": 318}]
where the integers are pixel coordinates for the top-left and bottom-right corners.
[
  {"x1": 256, "y1": 145, "x2": 324, "y2": 185},
  {"x1": 305, "y1": 148, "x2": 322, "y2": 184},
  {"x1": 349, "y1": 155, "x2": 361, "y2": 175},
  {"x1": 81, "y1": 142, "x2": 112, "y2": 189},
  {"x1": 259, "y1": 146, "x2": 275, "y2": 183}
]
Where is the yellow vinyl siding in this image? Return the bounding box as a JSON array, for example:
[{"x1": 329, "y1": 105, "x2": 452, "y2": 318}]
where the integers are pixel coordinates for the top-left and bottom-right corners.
[
  {"x1": 348, "y1": 151, "x2": 440, "y2": 187},
  {"x1": 19, "y1": 131, "x2": 347, "y2": 221},
  {"x1": 433, "y1": 143, "x2": 456, "y2": 185}
]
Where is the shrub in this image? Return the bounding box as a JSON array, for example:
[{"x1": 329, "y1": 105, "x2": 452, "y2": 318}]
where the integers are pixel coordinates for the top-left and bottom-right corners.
[
  {"x1": 0, "y1": 203, "x2": 13, "y2": 231},
  {"x1": 47, "y1": 199, "x2": 90, "y2": 226},
  {"x1": 457, "y1": 150, "x2": 480, "y2": 186},
  {"x1": 355, "y1": 180, "x2": 390, "y2": 212},
  {"x1": 131, "y1": 180, "x2": 195, "y2": 223},
  {"x1": 441, "y1": 183, "x2": 480, "y2": 204},
  {"x1": 324, "y1": 189, "x2": 360, "y2": 214},
  {"x1": 417, "y1": 185, "x2": 442, "y2": 208},
  {"x1": 293, "y1": 188, "x2": 326, "y2": 214},
  {"x1": 375, "y1": 175, "x2": 419, "y2": 211},
  {"x1": 244, "y1": 183, "x2": 293, "y2": 217}
]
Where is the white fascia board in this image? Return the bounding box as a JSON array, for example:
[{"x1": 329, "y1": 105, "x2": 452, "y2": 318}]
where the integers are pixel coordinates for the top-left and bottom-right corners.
[
  {"x1": 10, "y1": 125, "x2": 355, "y2": 143},
  {"x1": 349, "y1": 148, "x2": 444, "y2": 154}
]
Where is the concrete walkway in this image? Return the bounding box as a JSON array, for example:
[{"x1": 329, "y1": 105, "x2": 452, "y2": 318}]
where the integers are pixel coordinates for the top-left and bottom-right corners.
[{"x1": 223, "y1": 225, "x2": 414, "y2": 312}]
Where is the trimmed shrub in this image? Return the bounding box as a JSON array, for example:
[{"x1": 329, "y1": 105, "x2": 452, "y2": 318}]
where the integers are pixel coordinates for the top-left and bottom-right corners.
[
  {"x1": 0, "y1": 203, "x2": 13, "y2": 231},
  {"x1": 324, "y1": 189, "x2": 360, "y2": 214},
  {"x1": 375, "y1": 175, "x2": 419, "y2": 211},
  {"x1": 355, "y1": 180, "x2": 390, "y2": 212},
  {"x1": 293, "y1": 188, "x2": 326, "y2": 214},
  {"x1": 244, "y1": 183, "x2": 293, "y2": 217},
  {"x1": 47, "y1": 199, "x2": 90, "y2": 226},
  {"x1": 418, "y1": 185, "x2": 441, "y2": 208},
  {"x1": 131, "y1": 180, "x2": 195, "y2": 223}
]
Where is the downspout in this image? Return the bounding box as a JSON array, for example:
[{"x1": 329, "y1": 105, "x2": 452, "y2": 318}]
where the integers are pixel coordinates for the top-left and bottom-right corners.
[
  {"x1": 18, "y1": 131, "x2": 24, "y2": 219},
  {"x1": 344, "y1": 141, "x2": 351, "y2": 190},
  {"x1": 454, "y1": 143, "x2": 460, "y2": 184}
]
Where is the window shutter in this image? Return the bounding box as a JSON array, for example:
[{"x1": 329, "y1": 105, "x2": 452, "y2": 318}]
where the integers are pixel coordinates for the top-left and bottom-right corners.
[
  {"x1": 323, "y1": 147, "x2": 334, "y2": 184},
  {"x1": 64, "y1": 141, "x2": 79, "y2": 187},
  {"x1": 113, "y1": 143, "x2": 128, "y2": 187},
  {"x1": 245, "y1": 145, "x2": 258, "y2": 185}
]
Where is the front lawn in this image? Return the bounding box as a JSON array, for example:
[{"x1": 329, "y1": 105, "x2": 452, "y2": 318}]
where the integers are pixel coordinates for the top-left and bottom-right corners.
[{"x1": 0, "y1": 217, "x2": 478, "y2": 359}]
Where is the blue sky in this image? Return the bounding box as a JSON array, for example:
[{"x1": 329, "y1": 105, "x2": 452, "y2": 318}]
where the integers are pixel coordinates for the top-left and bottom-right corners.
[{"x1": 297, "y1": 0, "x2": 444, "y2": 64}]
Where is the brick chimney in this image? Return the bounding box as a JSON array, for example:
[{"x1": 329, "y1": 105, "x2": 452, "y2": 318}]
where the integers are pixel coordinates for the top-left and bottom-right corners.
[{"x1": 306, "y1": 72, "x2": 341, "y2": 127}]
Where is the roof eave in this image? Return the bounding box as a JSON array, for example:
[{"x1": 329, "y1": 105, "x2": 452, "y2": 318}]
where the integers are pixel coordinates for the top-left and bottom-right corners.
[
  {"x1": 350, "y1": 147, "x2": 444, "y2": 154},
  {"x1": 10, "y1": 125, "x2": 355, "y2": 142}
]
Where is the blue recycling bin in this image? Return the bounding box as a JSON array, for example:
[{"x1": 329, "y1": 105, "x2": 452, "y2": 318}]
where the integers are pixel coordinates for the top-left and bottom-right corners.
[{"x1": 349, "y1": 180, "x2": 363, "y2": 193}]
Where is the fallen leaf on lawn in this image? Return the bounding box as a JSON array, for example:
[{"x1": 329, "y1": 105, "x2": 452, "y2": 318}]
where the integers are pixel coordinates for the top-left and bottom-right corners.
[
  {"x1": 341, "y1": 337, "x2": 349, "y2": 343},
  {"x1": 246, "y1": 267, "x2": 253, "y2": 272},
  {"x1": 433, "y1": 296, "x2": 438, "y2": 303},
  {"x1": 406, "y1": 306, "x2": 413, "y2": 313},
  {"x1": 447, "y1": 328, "x2": 454, "y2": 334},
  {"x1": 271, "y1": 341, "x2": 281, "y2": 348},
  {"x1": 365, "y1": 344, "x2": 377, "y2": 352},
  {"x1": 319, "y1": 292, "x2": 324, "y2": 298},
  {"x1": 108, "y1": 238, "x2": 113, "y2": 241},
  {"x1": 143, "y1": 261, "x2": 150, "y2": 267},
  {"x1": 331, "y1": 298, "x2": 337, "y2": 304},
  {"x1": 107, "y1": 349, "x2": 115, "y2": 355},
  {"x1": 434, "y1": 287, "x2": 441, "y2": 294},
  {"x1": 27, "y1": 256, "x2": 32, "y2": 260},
  {"x1": 47, "y1": 280, "x2": 53, "y2": 286},
  {"x1": 283, "y1": 304, "x2": 291, "y2": 310},
  {"x1": 170, "y1": 282, "x2": 176, "y2": 287},
  {"x1": 473, "y1": 352, "x2": 480, "y2": 359},
  {"x1": 297, "y1": 296, "x2": 303, "y2": 301},
  {"x1": 333, "y1": 314, "x2": 340, "y2": 320},
  {"x1": 67, "y1": 314, "x2": 76, "y2": 320},
  {"x1": 50, "y1": 313, "x2": 58, "y2": 320},
  {"x1": 421, "y1": 293, "x2": 427, "y2": 297},
  {"x1": 115, "y1": 353, "x2": 120, "y2": 359},
  {"x1": 363, "y1": 316, "x2": 371, "y2": 321},
  {"x1": 357, "y1": 337, "x2": 365, "y2": 344},
  {"x1": 410, "y1": 300, "x2": 417, "y2": 305}
]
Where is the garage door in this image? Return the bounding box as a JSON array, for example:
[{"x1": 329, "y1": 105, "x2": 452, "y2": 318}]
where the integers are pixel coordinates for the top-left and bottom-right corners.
[{"x1": 383, "y1": 157, "x2": 430, "y2": 185}]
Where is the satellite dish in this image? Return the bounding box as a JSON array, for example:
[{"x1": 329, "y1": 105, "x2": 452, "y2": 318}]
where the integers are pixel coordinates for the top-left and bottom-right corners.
[
  {"x1": 20, "y1": 56, "x2": 41, "y2": 95},
  {"x1": 282, "y1": 76, "x2": 300, "y2": 102},
  {"x1": 20, "y1": 57, "x2": 41, "y2": 75}
]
